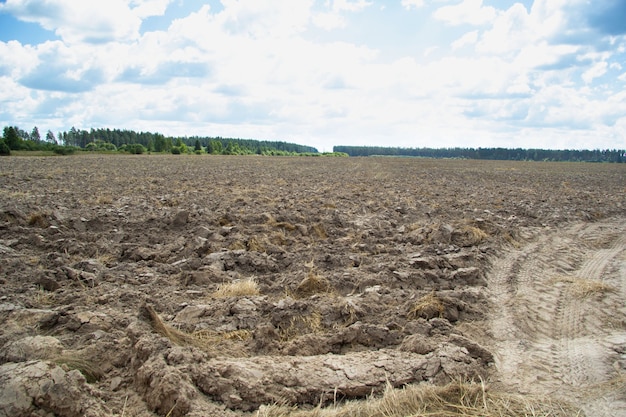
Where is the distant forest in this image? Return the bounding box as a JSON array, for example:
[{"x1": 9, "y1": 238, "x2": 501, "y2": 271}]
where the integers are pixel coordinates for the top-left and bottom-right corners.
[
  {"x1": 2, "y1": 125, "x2": 624, "y2": 162},
  {"x1": 0, "y1": 126, "x2": 319, "y2": 155},
  {"x1": 333, "y1": 145, "x2": 626, "y2": 163}
]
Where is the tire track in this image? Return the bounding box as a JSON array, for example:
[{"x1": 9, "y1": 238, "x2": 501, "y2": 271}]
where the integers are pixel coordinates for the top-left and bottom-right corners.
[{"x1": 486, "y1": 218, "x2": 626, "y2": 415}]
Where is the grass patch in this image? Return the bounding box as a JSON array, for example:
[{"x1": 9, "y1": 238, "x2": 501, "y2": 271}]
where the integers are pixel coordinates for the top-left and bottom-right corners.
[
  {"x1": 279, "y1": 311, "x2": 323, "y2": 342},
  {"x1": 228, "y1": 240, "x2": 247, "y2": 250},
  {"x1": 27, "y1": 211, "x2": 50, "y2": 228},
  {"x1": 143, "y1": 303, "x2": 199, "y2": 347},
  {"x1": 409, "y1": 292, "x2": 445, "y2": 320},
  {"x1": 33, "y1": 286, "x2": 56, "y2": 306},
  {"x1": 553, "y1": 275, "x2": 616, "y2": 298},
  {"x1": 453, "y1": 225, "x2": 489, "y2": 247},
  {"x1": 247, "y1": 236, "x2": 267, "y2": 252},
  {"x1": 312, "y1": 223, "x2": 328, "y2": 239},
  {"x1": 258, "y1": 380, "x2": 580, "y2": 417},
  {"x1": 265, "y1": 214, "x2": 297, "y2": 232},
  {"x1": 142, "y1": 303, "x2": 250, "y2": 356},
  {"x1": 212, "y1": 277, "x2": 260, "y2": 298},
  {"x1": 294, "y1": 270, "x2": 333, "y2": 298},
  {"x1": 53, "y1": 354, "x2": 104, "y2": 383},
  {"x1": 192, "y1": 329, "x2": 251, "y2": 357}
]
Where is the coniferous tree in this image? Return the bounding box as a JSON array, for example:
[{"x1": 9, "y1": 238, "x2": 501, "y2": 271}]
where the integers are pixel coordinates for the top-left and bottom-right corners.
[{"x1": 3, "y1": 126, "x2": 21, "y2": 150}]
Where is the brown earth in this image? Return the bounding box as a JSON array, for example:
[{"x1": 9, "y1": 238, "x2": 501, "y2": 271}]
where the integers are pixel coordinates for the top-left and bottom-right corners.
[{"x1": 0, "y1": 154, "x2": 624, "y2": 416}]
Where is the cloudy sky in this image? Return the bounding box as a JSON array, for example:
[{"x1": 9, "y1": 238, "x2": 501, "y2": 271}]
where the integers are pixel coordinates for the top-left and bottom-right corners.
[{"x1": 0, "y1": 0, "x2": 625, "y2": 151}]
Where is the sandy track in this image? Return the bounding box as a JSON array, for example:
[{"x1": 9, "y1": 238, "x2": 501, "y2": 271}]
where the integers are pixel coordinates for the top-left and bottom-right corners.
[{"x1": 487, "y1": 218, "x2": 626, "y2": 416}]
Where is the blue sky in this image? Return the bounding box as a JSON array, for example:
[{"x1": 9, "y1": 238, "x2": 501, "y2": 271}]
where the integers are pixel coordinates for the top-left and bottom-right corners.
[{"x1": 0, "y1": 0, "x2": 625, "y2": 151}]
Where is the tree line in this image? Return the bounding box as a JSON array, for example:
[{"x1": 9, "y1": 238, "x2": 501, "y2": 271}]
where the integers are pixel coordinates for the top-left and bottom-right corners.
[
  {"x1": 333, "y1": 146, "x2": 625, "y2": 163},
  {"x1": 0, "y1": 125, "x2": 319, "y2": 155}
]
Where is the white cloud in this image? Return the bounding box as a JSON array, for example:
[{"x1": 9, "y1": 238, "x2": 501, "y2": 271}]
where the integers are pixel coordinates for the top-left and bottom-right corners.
[
  {"x1": 0, "y1": 40, "x2": 38, "y2": 77},
  {"x1": 401, "y1": 0, "x2": 425, "y2": 10},
  {"x1": 582, "y1": 61, "x2": 608, "y2": 84},
  {"x1": 451, "y1": 30, "x2": 478, "y2": 50},
  {"x1": 130, "y1": 0, "x2": 173, "y2": 19},
  {"x1": 312, "y1": 0, "x2": 373, "y2": 29},
  {"x1": 433, "y1": 0, "x2": 497, "y2": 26},
  {"x1": 475, "y1": 3, "x2": 530, "y2": 54},
  {"x1": 217, "y1": 0, "x2": 314, "y2": 38},
  {"x1": 312, "y1": 11, "x2": 347, "y2": 29},
  {"x1": 0, "y1": 0, "x2": 146, "y2": 43},
  {"x1": 1, "y1": 0, "x2": 625, "y2": 151},
  {"x1": 332, "y1": 0, "x2": 372, "y2": 12}
]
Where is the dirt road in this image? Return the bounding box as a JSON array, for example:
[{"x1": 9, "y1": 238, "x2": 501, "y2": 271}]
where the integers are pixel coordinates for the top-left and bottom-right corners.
[{"x1": 486, "y1": 218, "x2": 626, "y2": 416}]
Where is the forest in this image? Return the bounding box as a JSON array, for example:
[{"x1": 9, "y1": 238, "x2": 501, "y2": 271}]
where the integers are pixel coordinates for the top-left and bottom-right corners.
[
  {"x1": 0, "y1": 126, "x2": 319, "y2": 156},
  {"x1": 333, "y1": 145, "x2": 626, "y2": 163},
  {"x1": 1, "y1": 125, "x2": 624, "y2": 162}
]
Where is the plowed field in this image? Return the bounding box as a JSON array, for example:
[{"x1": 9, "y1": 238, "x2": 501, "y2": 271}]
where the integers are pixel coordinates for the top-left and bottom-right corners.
[{"x1": 0, "y1": 155, "x2": 624, "y2": 416}]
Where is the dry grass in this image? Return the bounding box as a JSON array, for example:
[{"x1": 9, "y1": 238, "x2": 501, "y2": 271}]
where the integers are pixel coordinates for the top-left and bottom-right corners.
[
  {"x1": 33, "y1": 286, "x2": 56, "y2": 306},
  {"x1": 192, "y1": 329, "x2": 251, "y2": 357},
  {"x1": 142, "y1": 303, "x2": 251, "y2": 356},
  {"x1": 294, "y1": 271, "x2": 333, "y2": 298},
  {"x1": 270, "y1": 230, "x2": 289, "y2": 246},
  {"x1": 247, "y1": 236, "x2": 267, "y2": 252},
  {"x1": 27, "y1": 211, "x2": 49, "y2": 228},
  {"x1": 212, "y1": 277, "x2": 260, "y2": 298},
  {"x1": 409, "y1": 292, "x2": 445, "y2": 319},
  {"x1": 279, "y1": 311, "x2": 323, "y2": 342},
  {"x1": 265, "y1": 214, "x2": 297, "y2": 231},
  {"x1": 312, "y1": 223, "x2": 328, "y2": 239},
  {"x1": 228, "y1": 240, "x2": 247, "y2": 250},
  {"x1": 257, "y1": 380, "x2": 581, "y2": 417},
  {"x1": 143, "y1": 303, "x2": 199, "y2": 346},
  {"x1": 553, "y1": 275, "x2": 616, "y2": 298},
  {"x1": 454, "y1": 225, "x2": 489, "y2": 247},
  {"x1": 53, "y1": 354, "x2": 104, "y2": 383},
  {"x1": 96, "y1": 194, "x2": 113, "y2": 204}
]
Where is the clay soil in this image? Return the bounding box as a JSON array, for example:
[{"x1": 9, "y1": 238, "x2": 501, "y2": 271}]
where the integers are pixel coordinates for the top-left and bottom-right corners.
[{"x1": 0, "y1": 154, "x2": 624, "y2": 416}]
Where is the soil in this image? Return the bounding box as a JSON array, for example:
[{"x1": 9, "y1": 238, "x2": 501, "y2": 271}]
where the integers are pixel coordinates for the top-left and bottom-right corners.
[{"x1": 0, "y1": 155, "x2": 624, "y2": 416}]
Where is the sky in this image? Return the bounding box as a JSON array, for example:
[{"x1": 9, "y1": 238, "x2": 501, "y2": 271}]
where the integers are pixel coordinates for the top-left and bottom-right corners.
[{"x1": 0, "y1": 0, "x2": 625, "y2": 152}]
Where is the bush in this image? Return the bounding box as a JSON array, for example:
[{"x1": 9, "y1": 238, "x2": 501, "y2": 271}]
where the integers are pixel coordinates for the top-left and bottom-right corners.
[
  {"x1": 171, "y1": 146, "x2": 181, "y2": 154},
  {"x1": 128, "y1": 144, "x2": 146, "y2": 154},
  {"x1": 119, "y1": 143, "x2": 146, "y2": 154},
  {"x1": 0, "y1": 140, "x2": 10, "y2": 155},
  {"x1": 52, "y1": 146, "x2": 77, "y2": 155}
]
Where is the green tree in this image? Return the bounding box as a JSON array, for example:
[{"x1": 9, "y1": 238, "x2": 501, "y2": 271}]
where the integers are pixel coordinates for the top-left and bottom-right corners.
[
  {"x1": 210, "y1": 139, "x2": 223, "y2": 154},
  {"x1": 194, "y1": 139, "x2": 202, "y2": 152},
  {"x1": 31, "y1": 127, "x2": 41, "y2": 143},
  {"x1": 0, "y1": 139, "x2": 10, "y2": 155},
  {"x1": 45, "y1": 130, "x2": 57, "y2": 144},
  {"x1": 225, "y1": 141, "x2": 241, "y2": 155},
  {"x1": 153, "y1": 135, "x2": 166, "y2": 152},
  {"x1": 3, "y1": 126, "x2": 21, "y2": 150}
]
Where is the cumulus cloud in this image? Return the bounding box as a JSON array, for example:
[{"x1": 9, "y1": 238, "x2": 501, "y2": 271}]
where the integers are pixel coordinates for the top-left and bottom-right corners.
[
  {"x1": 401, "y1": 0, "x2": 425, "y2": 10},
  {"x1": 0, "y1": 0, "x2": 172, "y2": 43},
  {"x1": 451, "y1": 30, "x2": 478, "y2": 50},
  {"x1": 16, "y1": 41, "x2": 105, "y2": 92},
  {"x1": 0, "y1": 0, "x2": 625, "y2": 150},
  {"x1": 582, "y1": 61, "x2": 608, "y2": 84},
  {"x1": 217, "y1": 0, "x2": 314, "y2": 38},
  {"x1": 130, "y1": 0, "x2": 173, "y2": 19},
  {"x1": 312, "y1": 0, "x2": 373, "y2": 29},
  {"x1": 433, "y1": 0, "x2": 497, "y2": 26}
]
